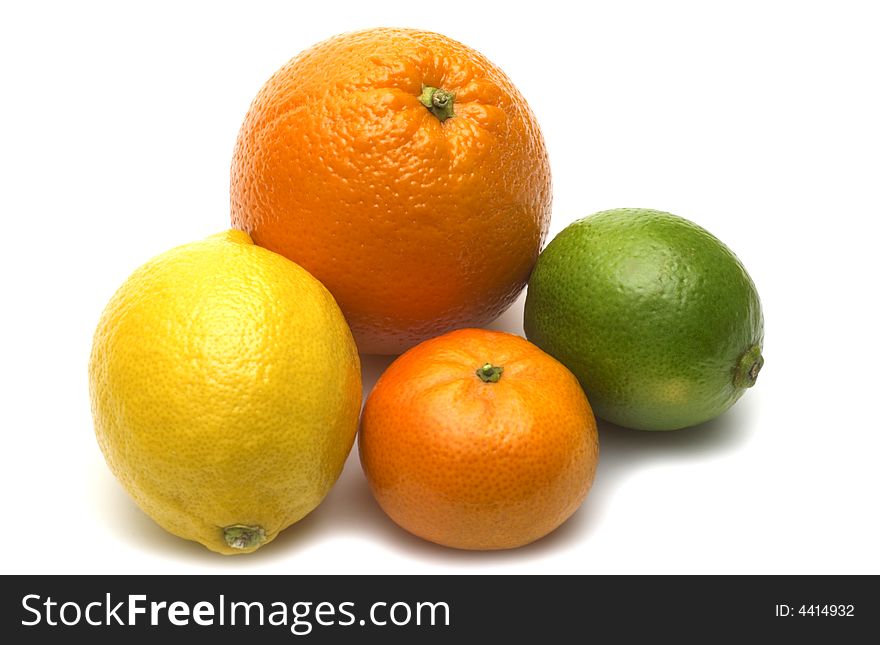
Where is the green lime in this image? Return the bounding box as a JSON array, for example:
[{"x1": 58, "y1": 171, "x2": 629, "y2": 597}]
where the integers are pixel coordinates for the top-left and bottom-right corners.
[{"x1": 523, "y1": 208, "x2": 764, "y2": 431}]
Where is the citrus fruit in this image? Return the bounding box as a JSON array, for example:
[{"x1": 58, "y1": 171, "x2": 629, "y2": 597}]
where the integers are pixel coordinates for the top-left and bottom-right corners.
[
  {"x1": 359, "y1": 328, "x2": 599, "y2": 550},
  {"x1": 89, "y1": 230, "x2": 362, "y2": 554},
  {"x1": 230, "y1": 28, "x2": 552, "y2": 354},
  {"x1": 524, "y1": 208, "x2": 764, "y2": 431}
]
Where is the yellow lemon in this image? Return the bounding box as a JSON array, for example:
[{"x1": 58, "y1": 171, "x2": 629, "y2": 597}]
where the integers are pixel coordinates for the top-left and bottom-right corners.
[{"x1": 89, "y1": 230, "x2": 361, "y2": 554}]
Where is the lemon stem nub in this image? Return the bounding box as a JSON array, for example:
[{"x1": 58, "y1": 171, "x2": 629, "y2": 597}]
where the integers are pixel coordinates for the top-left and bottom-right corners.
[
  {"x1": 419, "y1": 85, "x2": 455, "y2": 122},
  {"x1": 734, "y1": 345, "x2": 764, "y2": 389},
  {"x1": 223, "y1": 525, "x2": 266, "y2": 550},
  {"x1": 477, "y1": 363, "x2": 504, "y2": 383}
]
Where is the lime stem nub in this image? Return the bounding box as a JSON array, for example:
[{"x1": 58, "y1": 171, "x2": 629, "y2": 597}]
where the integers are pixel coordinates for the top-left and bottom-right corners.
[
  {"x1": 223, "y1": 525, "x2": 266, "y2": 551},
  {"x1": 476, "y1": 363, "x2": 504, "y2": 383},
  {"x1": 419, "y1": 85, "x2": 455, "y2": 122},
  {"x1": 734, "y1": 345, "x2": 764, "y2": 389}
]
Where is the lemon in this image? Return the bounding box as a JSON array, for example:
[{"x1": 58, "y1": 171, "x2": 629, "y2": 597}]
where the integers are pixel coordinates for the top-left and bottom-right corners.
[{"x1": 89, "y1": 230, "x2": 362, "y2": 554}]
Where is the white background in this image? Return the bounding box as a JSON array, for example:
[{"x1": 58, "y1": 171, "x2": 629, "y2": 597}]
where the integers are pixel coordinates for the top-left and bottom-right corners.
[{"x1": 2, "y1": 0, "x2": 878, "y2": 575}]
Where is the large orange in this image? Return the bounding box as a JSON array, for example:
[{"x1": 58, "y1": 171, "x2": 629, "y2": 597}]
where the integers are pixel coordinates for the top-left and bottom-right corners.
[
  {"x1": 359, "y1": 329, "x2": 599, "y2": 550},
  {"x1": 231, "y1": 29, "x2": 552, "y2": 354}
]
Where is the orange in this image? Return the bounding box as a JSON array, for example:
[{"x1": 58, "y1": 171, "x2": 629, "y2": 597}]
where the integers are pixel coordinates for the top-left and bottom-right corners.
[
  {"x1": 359, "y1": 328, "x2": 599, "y2": 550},
  {"x1": 231, "y1": 29, "x2": 552, "y2": 354}
]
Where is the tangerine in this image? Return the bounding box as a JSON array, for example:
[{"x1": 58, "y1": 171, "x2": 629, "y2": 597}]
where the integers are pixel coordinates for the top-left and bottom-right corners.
[{"x1": 359, "y1": 328, "x2": 598, "y2": 550}]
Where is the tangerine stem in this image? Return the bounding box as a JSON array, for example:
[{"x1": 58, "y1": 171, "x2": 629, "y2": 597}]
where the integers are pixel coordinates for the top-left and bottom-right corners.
[
  {"x1": 419, "y1": 85, "x2": 455, "y2": 122},
  {"x1": 476, "y1": 363, "x2": 504, "y2": 383}
]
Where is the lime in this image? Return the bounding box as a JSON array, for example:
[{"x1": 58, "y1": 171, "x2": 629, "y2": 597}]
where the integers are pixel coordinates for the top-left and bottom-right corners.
[{"x1": 524, "y1": 209, "x2": 763, "y2": 431}]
